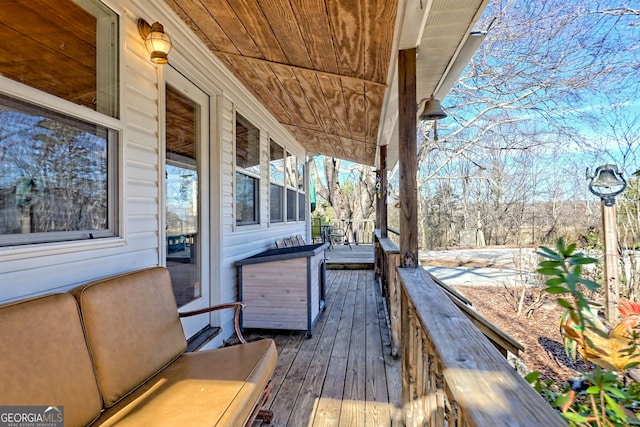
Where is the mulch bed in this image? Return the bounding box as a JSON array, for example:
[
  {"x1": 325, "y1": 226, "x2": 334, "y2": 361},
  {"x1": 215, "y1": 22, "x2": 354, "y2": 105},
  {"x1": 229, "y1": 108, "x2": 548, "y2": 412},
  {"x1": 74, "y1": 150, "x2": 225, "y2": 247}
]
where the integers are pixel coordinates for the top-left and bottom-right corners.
[{"x1": 454, "y1": 285, "x2": 590, "y2": 383}]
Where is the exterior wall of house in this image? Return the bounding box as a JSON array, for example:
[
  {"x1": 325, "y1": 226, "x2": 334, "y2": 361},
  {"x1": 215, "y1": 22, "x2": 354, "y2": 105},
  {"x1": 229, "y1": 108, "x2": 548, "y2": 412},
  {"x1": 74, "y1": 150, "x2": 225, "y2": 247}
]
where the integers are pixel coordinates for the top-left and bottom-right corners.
[{"x1": 0, "y1": 0, "x2": 308, "y2": 342}]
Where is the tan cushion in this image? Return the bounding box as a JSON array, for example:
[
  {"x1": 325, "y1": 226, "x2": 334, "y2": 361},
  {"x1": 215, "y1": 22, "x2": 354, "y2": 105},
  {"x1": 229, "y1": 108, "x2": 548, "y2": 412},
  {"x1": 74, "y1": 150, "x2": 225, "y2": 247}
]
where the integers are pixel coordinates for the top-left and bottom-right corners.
[
  {"x1": 92, "y1": 339, "x2": 278, "y2": 426},
  {"x1": 0, "y1": 293, "x2": 102, "y2": 427},
  {"x1": 71, "y1": 267, "x2": 187, "y2": 407}
]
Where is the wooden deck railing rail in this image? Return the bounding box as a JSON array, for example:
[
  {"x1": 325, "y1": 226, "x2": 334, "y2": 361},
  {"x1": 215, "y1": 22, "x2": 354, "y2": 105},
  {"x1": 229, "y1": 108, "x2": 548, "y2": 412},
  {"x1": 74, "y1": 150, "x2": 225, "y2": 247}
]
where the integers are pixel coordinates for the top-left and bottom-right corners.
[
  {"x1": 374, "y1": 230, "x2": 564, "y2": 425},
  {"x1": 374, "y1": 230, "x2": 401, "y2": 356},
  {"x1": 329, "y1": 219, "x2": 376, "y2": 244},
  {"x1": 398, "y1": 267, "x2": 565, "y2": 426}
]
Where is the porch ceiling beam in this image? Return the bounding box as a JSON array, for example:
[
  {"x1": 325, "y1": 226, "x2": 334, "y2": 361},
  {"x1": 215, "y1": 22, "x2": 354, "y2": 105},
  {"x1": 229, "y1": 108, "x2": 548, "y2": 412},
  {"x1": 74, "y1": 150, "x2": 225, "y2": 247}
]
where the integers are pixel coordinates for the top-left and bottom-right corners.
[{"x1": 214, "y1": 50, "x2": 388, "y2": 88}]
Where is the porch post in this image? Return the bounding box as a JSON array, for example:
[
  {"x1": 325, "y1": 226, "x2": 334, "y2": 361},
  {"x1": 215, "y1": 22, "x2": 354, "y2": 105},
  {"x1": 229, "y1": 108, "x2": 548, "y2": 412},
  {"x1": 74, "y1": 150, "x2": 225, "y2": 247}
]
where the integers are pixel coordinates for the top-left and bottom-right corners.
[
  {"x1": 398, "y1": 48, "x2": 418, "y2": 268},
  {"x1": 378, "y1": 144, "x2": 388, "y2": 238}
]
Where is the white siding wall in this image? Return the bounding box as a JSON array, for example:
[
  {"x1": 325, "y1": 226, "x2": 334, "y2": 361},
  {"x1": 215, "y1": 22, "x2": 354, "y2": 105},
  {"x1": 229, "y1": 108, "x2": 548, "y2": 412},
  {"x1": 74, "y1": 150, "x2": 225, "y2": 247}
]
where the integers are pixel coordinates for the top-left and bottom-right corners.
[{"x1": 0, "y1": 0, "x2": 310, "y2": 343}]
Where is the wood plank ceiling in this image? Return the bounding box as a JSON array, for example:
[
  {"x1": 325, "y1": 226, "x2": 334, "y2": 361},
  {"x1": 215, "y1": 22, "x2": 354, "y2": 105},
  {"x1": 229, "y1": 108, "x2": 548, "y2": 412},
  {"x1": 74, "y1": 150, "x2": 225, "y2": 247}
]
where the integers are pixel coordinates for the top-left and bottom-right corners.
[{"x1": 166, "y1": 0, "x2": 398, "y2": 166}]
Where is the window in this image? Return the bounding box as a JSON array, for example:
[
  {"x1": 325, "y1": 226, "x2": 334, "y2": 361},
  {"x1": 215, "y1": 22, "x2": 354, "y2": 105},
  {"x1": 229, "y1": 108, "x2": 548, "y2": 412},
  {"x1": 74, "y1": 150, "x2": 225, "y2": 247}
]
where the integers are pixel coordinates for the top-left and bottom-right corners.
[
  {"x1": 286, "y1": 152, "x2": 297, "y2": 222},
  {"x1": 0, "y1": 0, "x2": 120, "y2": 247},
  {"x1": 0, "y1": 0, "x2": 119, "y2": 118},
  {"x1": 269, "y1": 140, "x2": 284, "y2": 223},
  {"x1": 0, "y1": 94, "x2": 118, "y2": 246},
  {"x1": 297, "y1": 159, "x2": 306, "y2": 221},
  {"x1": 235, "y1": 114, "x2": 260, "y2": 225}
]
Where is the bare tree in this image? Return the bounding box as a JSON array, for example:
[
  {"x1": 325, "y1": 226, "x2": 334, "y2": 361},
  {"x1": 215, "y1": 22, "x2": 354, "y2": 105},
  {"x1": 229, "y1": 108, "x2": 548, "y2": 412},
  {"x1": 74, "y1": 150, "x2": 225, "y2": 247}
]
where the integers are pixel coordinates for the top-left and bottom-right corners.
[{"x1": 412, "y1": 0, "x2": 640, "y2": 249}]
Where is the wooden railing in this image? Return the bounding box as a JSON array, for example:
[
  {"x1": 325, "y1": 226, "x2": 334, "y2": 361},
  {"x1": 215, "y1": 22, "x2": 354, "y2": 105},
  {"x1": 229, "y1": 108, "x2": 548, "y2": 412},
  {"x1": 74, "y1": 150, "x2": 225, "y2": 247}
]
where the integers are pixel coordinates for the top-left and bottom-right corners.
[
  {"x1": 374, "y1": 231, "x2": 565, "y2": 426},
  {"x1": 329, "y1": 219, "x2": 376, "y2": 244}
]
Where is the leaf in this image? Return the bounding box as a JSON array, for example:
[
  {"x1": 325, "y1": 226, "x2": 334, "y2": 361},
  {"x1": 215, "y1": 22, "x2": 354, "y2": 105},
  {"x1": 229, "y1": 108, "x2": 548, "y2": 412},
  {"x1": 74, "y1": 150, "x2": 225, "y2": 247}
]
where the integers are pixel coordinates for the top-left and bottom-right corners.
[
  {"x1": 545, "y1": 277, "x2": 565, "y2": 287},
  {"x1": 578, "y1": 278, "x2": 601, "y2": 291},
  {"x1": 555, "y1": 392, "x2": 574, "y2": 413},
  {"x1": 539, "y1": 260, "x2": 562, "y2": 268},
  {"x1": 525, "y1": 371, "x2": 540, "y2": 383},
  {"x1": 538, "y1": 267, "x2": 563, "y2": 276},
  {"x1": 604, "y1": 387, "x2": 628, "y2": 399},
  {"x1": 572, "y1": 257, "x2": 597, "y2": 265},
  {"x1": 557, "y1": 238, "x2": 567, "y2": 254},
  {"x1": 562, "y1": 412, "x2": 589, "y2": 423},
  {"x1": 545, "y1": 286, "x2": 568, "y2": 294},
  {"x1": 624, "y1": 360, "x2": 640, "y2": 370},
  {"x1": 537, "y1": 246, "x2": 561, "y2": 260},
  {"x1": 586, "y1": 385, "x2": 600, "y2": 394},
  {"x1": 603, "y1": 393, "x2": 627, "y2": 420},
  {"x1": 557, "y1": 298, "x2": 573, "y2": 309},
  {"x1": 571, "y1": 264, "x2": 583, "y2": 277}
]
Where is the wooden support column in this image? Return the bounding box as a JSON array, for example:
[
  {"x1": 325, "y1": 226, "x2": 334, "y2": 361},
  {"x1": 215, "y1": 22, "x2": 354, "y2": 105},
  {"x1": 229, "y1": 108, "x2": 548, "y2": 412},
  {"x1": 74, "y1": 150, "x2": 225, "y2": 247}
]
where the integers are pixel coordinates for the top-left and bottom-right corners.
[
  {"x1": 398, "y1": 48, "x2": 418, "y2": 268},
  {"x1": 378, "y1": 144, "x2": 388, "y2": 238},
  {"x1": 602, "y1": 201, "x2": 620, "y2": 322}
]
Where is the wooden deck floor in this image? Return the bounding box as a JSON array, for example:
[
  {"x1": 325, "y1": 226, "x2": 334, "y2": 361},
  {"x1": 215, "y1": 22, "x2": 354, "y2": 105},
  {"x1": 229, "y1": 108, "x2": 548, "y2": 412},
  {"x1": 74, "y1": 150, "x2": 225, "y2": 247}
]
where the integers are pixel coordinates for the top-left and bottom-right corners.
[{"x1": 249, "y1": 269, "x2": 402, "y2": 426}]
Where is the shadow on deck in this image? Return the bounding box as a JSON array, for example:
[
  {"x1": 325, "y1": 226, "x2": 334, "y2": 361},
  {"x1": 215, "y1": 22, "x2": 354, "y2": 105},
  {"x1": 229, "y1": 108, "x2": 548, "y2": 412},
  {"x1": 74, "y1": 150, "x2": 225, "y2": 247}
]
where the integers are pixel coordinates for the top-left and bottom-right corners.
[{"x1": 247, "y1": 269, "x2": 402, "y2": 426}]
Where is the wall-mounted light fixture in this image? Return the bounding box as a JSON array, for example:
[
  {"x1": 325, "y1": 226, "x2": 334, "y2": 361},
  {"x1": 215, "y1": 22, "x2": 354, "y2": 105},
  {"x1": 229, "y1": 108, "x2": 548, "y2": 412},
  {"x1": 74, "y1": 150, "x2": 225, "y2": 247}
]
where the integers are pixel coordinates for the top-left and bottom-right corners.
[
  {"x1": 417, "y1": 97, "x2": 447, "y2": 141},
  {"x1": 137, "y1": 19, "x2": 172, "y2": 64}
]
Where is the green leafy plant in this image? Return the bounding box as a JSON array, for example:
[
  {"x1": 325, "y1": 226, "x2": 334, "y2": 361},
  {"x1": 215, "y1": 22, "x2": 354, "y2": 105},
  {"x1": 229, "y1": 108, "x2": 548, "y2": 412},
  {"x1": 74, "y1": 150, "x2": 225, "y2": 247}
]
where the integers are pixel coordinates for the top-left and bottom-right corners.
[{"x1": 526, "y1": 238, "x2": 640, "y2": 426}]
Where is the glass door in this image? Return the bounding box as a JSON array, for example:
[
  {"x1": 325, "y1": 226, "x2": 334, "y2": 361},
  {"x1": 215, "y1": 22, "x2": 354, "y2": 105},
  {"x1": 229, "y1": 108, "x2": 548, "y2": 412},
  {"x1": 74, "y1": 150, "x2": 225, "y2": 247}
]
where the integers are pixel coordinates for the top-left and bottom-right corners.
[{"x1": 164, "y1": 66, "x2": 210, "y2": 338}]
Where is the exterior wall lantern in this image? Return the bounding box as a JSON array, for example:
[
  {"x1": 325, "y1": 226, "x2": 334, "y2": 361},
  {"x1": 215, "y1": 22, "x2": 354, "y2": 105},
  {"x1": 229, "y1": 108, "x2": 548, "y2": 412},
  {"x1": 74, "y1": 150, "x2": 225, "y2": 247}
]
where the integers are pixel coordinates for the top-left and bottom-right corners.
[
  {"x1": 418, "y1": 97, "x2": 447, "y2": 141},
  {"x1": 587, "y1": 163, "x2": 627, "y2": 322},
  {"x1": 137, "y1": 19, "x2": 172, "y2": 64}
]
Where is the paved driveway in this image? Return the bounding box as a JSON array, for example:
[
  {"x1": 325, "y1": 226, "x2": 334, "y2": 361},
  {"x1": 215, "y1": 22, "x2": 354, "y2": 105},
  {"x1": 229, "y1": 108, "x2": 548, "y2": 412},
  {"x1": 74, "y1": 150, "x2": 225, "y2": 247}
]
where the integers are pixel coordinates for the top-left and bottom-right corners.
[{"x1": 420, "y1": 247, "x2": 539, "y2": 286}]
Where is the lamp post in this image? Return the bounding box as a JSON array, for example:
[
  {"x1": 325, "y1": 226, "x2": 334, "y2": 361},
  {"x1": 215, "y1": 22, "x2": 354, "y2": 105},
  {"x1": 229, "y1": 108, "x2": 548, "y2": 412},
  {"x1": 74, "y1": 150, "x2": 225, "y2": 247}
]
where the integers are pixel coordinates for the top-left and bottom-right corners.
[{"x1": 587, "y1": 164, "x2": 627, "y2": 322}]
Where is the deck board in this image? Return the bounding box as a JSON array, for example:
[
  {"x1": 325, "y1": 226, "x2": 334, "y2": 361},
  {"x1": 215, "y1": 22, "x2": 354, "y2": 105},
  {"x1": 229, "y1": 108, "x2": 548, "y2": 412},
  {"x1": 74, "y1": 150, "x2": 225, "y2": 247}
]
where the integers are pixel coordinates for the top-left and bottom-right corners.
[{"x1": 250, "y1": 269, "x2": 401, "y2": 426}]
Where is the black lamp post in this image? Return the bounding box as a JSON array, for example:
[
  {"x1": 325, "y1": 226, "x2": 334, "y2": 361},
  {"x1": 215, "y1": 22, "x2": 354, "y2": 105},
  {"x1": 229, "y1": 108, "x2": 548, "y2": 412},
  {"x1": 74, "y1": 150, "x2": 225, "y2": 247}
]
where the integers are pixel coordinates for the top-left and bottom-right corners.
[{"x1": 587, "y1": 164, "x2": 627, "y2": 322}]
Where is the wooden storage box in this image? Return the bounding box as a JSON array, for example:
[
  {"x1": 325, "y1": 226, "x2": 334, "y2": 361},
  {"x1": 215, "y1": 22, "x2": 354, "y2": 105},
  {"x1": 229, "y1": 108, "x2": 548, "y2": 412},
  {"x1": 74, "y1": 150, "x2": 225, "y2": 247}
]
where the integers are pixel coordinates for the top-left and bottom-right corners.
[{"x1": 235, "y1": 242, "x2": 329, "y2": 336}]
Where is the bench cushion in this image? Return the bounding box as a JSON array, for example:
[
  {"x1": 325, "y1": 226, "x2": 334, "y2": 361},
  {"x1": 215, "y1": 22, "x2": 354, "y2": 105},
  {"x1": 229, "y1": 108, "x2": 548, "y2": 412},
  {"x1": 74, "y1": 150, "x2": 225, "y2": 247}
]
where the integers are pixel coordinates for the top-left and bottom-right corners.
[
  {"x1": 71, "y1": 267, "x2": 187, "y2": 407},
  {"x1": 92, "y1": 338, "x2": 278, "y2": 426},
  {"x1": 0, "y1": 293, "x2": 102, "y2": 427}
]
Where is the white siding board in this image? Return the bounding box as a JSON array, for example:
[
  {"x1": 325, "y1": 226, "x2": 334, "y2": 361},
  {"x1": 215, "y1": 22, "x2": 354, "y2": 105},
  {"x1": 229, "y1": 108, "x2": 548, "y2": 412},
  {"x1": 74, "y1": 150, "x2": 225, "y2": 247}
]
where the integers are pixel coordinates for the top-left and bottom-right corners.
[
  {"x1": 0, "y1": 248, "x2": 158, "y2": 303},
  {"x1": 127, "y1": 215, "x2": 158, "y2": 234},
  {"x1": 125, "y1": 159, "x2": 158, "y2": 181},
  {"x1": 124, "y1": 107, "x2": 158, "y2": 134},
  {"x1": 127, "y1": 196, "x2": 159, "y2": 215},
  {"x1": 125, "y1": 144, "x2": 158, "y2": 166},
  {"x1": 126, "y1": 179, "x2": 158, "y2": 198}
]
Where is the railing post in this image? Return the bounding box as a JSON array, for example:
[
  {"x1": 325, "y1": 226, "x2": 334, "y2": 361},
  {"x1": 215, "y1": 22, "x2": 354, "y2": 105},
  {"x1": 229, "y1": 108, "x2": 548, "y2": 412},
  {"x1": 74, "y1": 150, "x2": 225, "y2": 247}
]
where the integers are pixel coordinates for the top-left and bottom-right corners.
[{"x1": 388, "y1": 253, "x2": 401, "y2": 357}]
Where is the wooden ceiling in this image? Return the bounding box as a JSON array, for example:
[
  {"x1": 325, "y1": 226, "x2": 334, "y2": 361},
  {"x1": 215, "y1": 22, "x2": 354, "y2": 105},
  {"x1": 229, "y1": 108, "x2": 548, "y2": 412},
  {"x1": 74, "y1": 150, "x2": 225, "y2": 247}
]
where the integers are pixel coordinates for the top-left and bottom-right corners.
[{"x1": 166, "y1": 0, "x2": 398, "y2": 166}]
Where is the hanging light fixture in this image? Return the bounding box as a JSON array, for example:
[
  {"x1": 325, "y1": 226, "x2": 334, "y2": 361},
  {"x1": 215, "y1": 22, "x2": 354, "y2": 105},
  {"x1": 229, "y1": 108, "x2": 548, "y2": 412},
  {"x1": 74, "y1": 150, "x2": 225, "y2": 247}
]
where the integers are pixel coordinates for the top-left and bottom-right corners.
[{"x1": 137, "y1": 19, "x2": 172, "y2": 64}]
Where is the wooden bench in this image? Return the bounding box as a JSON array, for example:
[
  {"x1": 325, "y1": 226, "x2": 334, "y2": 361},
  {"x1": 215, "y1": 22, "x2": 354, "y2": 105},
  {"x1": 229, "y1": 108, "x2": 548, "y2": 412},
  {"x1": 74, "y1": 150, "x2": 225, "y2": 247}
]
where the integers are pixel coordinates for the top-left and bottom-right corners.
[
  {"x1": 0, "y1": 267, "x2": 277, "y2": 426},
  {"x1": 275, "y1": 234, "x2": 306, "y2": 248}
]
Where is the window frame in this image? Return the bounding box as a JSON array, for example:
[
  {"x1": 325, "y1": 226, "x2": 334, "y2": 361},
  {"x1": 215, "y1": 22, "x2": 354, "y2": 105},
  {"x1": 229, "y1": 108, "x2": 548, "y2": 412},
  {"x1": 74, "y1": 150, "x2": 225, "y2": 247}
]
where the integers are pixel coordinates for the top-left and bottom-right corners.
[
  {"x1": 234, "y1": 113, "x2": 261, "y2": 226},
  {"x1": 297, "y1": 159, "x2": 306, "y2": 221},
  {"x1": 269, "y1": 139, "x2": 285, "y2": 224},
  {"x1": 285, "y1": 151, "x2": 297, "y2": 222}
]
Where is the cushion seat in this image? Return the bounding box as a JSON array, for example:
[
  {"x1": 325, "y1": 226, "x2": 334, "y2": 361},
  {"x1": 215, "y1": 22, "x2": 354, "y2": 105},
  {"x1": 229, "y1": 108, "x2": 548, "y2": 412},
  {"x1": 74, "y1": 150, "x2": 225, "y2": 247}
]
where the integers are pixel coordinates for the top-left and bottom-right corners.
[{"x1": 93, "y1": 339, "x2": 277, "y2": 426}]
